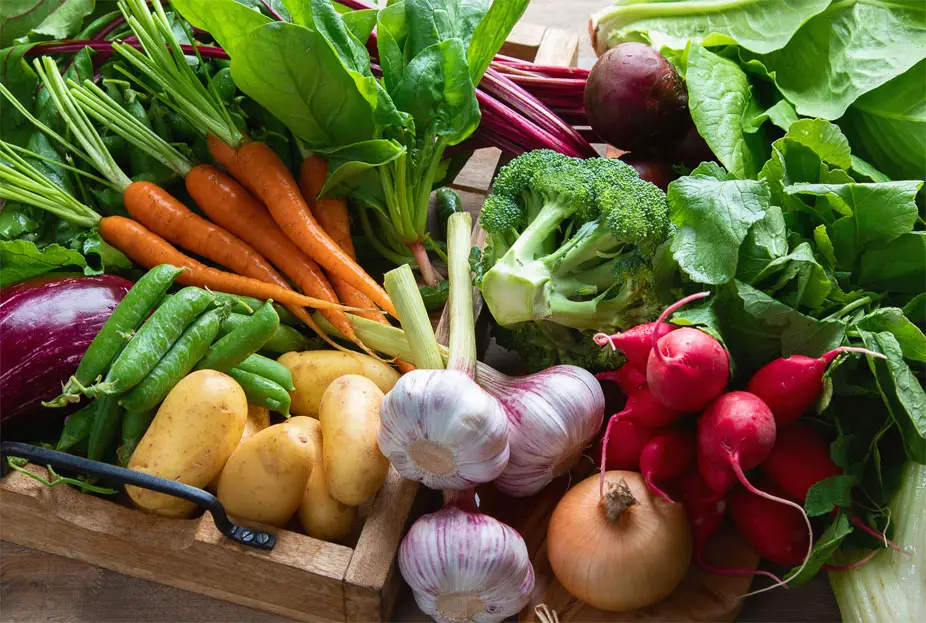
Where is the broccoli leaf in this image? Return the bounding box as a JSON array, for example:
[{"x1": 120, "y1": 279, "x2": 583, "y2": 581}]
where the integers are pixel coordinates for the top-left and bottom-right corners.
[
  {"x1": 668, "y1": 166, "x2": 770, "y2": 285},
  {"x1": 0, "y1": 239, "x2": 86, "y2": 287}
]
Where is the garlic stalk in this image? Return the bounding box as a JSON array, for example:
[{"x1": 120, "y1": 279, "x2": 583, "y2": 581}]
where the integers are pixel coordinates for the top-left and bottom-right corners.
[
  {"x1": 399, "y1": 490, "x2": 535, "y2": 623},
  {"x1": 378, "y1": 212, "x2": 510, "y2": 490}
]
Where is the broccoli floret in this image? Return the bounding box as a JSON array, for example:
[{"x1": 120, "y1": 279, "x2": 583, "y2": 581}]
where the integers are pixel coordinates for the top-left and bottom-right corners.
[
  {"x1": 492, "y1": 321, "x2": 621, "y2": 373},
  {"x1": 478, "y1": 151, "x2": 670, "y2": 337}
]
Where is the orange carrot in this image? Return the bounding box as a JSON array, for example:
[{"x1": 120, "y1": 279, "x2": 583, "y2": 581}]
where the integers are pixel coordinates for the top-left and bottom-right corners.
[
  {"x1": 232, "y1": 141, "x2": 397, "y2": 318},
  {"x1": 99, "y1": 217, "x2": 365, "y2": 313},
  {"x1": 208, "y1": 134, "x2": 257, "y2": 196},
  {"x1": 185, "y1": 164, "x2": 362, "y2": 347}
]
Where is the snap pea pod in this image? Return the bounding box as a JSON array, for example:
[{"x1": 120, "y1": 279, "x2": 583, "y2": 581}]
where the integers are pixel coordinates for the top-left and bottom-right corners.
[
  {"x1": 196, "y1": 300, "x2": 279, "y2": 372},
  {"x1": 218, "y1": 313, "x2": 312, "y2": 354},
  {"x1": 120, "y1": 307, "x2": 228, "y2": 413},
  {"x1": 117, "y1": 409, "x2": 156, "y2": 467},
  {"x1": 47, "y1": 264, "x2": 184, "y2": 406},
  {"x1": 211, "y1": 293, "x2": 300, "y2": 326},
  {"x1": 55, "y1": 403, "x2": 97, "y2": 454},
  {"x1": 227, "y1": 367, "x2": 291, "y2": 417},
  {"x1": 87, "y1": 393, "x2": 124, "y2": 462},
  {"x1": 96, "y1": 287, "x2": 214, "y2": 395},
  {"x1": 236, "y1": 354, "x2": 295, "y2": 391}
]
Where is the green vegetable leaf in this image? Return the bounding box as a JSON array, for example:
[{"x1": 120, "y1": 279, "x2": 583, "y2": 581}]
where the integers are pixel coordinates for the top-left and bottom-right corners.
[
  {"x1": 805, "y1": 475, "x2": 856, "y2": 517},
  {"x1": 813, "y1": 225, "x2": 836, "y2": 270},
  {"x1": 172, "y1": 0, "x2": 271, "y2": 56},
  {"x1": 319, "y1": 139, "x2": 406, "y2": 197},
  {"x1": 781, "y1": 119, "x2": 852, "y2": 170},
  {"x1": 752, "y1": 241, "x2": 833, "y2": 310},
  {"x1": 668, "y1": 168, "x2": 770, "y2": 285},
  {"x1": 756, "y1": 2, "x2": 926, "y2": 119},
  {"x1": 0, "y1": 239, "x2": 86, "y2": 287},
  {"x1": 787, "y1": 181, "x2": 922, "y2": 271},
  {"x1": 342, "y1": 9, "x2": 378, "y2": 45},
  {"x1": 848, "y1": 157, "x2": 890, "y2": 184},
  {"x1": 593, "y1": 0, "x2": 830, "y2": 55},
  {"x1": 785, "y1": 512, "x2": 852, "y2": 586},
  {"x1": 737, "y1": 204, "x2": 788, "y2": 283},
  {"x1": 289, "y1": 0, "x2": 371, "y2": 75},
  {"x1": 903, "y1": 294, "x2": 926, "y2": 326},
  {"x1": 1, "y1": 44, "x2": 38, "y2": 143},
  {"x1": 1, "y1": 0, "x2": 95, "y2": 46},
  {"x1": 376, "y1": 0, "x2": 409, "y2": 92},
  {"x1": 466, "y1": 0, "x2": 528, "y2": 84},
  {"x1": 686, "y1": 44, "x2": 767, "y2": 178},
  {"x1": 80, "y1": 231, "x2": 132, "y2": 275},
  {"x1": 405, "y1": 0, "x2": 486, "y2": 58},
  {"x1": 840, "y1": 60, "x2": 925, "y2": 181},
  {"x1": 856, "y1": 308, "x2": 926, "y2": 363},
  {"x1": 743, "y1": 98, "x2": 798, "y2": 134},
  {"x1": 28, "y1": 0, "x2": 95, "y2": 41},
  {"x1": 857, "y1": 232, "x2": 926, "y2": 295},
  {"x1": 858, "y1": 330, "x2": 926, "y2": 464}
]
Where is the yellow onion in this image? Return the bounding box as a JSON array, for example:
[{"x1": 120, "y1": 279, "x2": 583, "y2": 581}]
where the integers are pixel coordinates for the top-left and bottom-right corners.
[{"x1": 547, "y1": 470, "x2": 691, "y2": 611}]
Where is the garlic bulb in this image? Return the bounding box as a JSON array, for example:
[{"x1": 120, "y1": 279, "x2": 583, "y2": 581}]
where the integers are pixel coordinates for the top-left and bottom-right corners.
[
  {"x1": 483, "y1": 365, "x2": 604, "y2": 497},
  {"x1": 378, "y1": 369, "x2": 510, "y2": 490},
  {"x1": 399, "y1": 503, "x2": 535, "y2": 623}
]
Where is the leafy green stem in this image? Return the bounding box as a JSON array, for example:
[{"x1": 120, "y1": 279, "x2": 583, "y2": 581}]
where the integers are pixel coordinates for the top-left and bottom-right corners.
[{"x1": 446, "y1": 212, "x2": 476, "y2": 377}]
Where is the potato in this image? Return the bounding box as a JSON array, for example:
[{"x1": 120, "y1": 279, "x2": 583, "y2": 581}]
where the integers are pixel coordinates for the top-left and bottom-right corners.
[
  {"x1": 216, "y1": 417, "x2": 316, "y2": 527},
  {"x1": 277, "y1": 351, "x2": 401, "y2": 418},
  {"x1": 127, "y1": 370, "x2": 247, "y2": 518},
  {"x1": 319, "y1": 375, "x2": 389, "y2": 506},
  {"x1": 207, "y1": 404, "x2": 270, "y2": 491},
  {"x1": 296, "y1": 418, "x2": 359, "y2": 541}
]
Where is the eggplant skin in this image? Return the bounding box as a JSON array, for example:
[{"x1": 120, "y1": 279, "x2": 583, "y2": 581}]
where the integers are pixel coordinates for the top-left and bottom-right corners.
[{"x1": 0, "y1": 274, "x2": 132, "y2": 424}]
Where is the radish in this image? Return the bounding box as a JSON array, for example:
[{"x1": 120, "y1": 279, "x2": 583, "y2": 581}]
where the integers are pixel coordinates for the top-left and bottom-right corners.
[
  {"x1": 595, "y1": 364, "x2": 647, "y2": 396},
  {"x1": 614, "y1": 386, "x2": 683, "y2": 427},
  {"x1": 593, "y1": 321, "x2": 675, "y2": 372},
  {"x1": 596, "y1": 419, "x2": 659, "y2": 471},
  {"x1": 761, "y1": 422, "x2": 841, "y2": 503},
  {"x1": 677, "y1": 472, "x2": 782, "y2": 583},
  {"x1": 696, "y1": 391, "x2": 813, "y2": 592},
  {"x1": 640, "y1": 428, "x2": 695, "y2": 503},
  {"x1": 747, "y1": 347, "x2": 885, "y2": 425},
  {"x1": 646, "y1": 292, "x2": 730, "y2": 412},
  {"x1": 730, "y1": 481, "x2": 809, "y2": 566},
  {"x1": 697, "y1": 445, "x2": 737, "y2": 494}
]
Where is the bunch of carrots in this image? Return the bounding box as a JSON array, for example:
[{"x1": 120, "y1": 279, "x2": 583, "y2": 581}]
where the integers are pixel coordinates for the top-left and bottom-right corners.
[{"x1": 1, "y1": 0, "x2": 409, "y2": 366}]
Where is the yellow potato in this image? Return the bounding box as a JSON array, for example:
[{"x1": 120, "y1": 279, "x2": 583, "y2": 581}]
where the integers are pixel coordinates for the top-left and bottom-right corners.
[
  {"x1": 296, "y1": 418, "x2": 358, "y2": 541},
  {"x1": 127, "y1": 370, "x2": 247, "y2": 518},
  {"x1": 319, "y1": 375, "x2": 389, "y2": 506},
  {"x1": 207, "y1": 404, "x2": 270, "y2": 491},
  {"x1": 277, "y1": 351, "x2": 401, "y2": 418},
  {"x1": 216, "y1": 417, "x2": 316, "y2": 527}
]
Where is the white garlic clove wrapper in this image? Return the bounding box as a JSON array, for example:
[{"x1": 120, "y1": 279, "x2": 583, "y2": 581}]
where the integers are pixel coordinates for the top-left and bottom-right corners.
[
  {"x1": 487, "y1": 365, "x2": 605, "y2": 497},
  {"x1": 378, "y1": 370, "x2": 510, "y2": 490},
  {"x1": 399, "y1": 505, "x2": 535, "y2": 623}
]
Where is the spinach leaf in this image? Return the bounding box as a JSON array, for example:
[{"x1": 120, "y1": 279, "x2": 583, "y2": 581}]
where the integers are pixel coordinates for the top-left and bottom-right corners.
[
  {"x1": 858, "y1": 330, "x2": 926, "y2": 463},
  {"x1": 376, "y1": 1, "x2": 409, "y2": 92},
  {"x1": 903, "y1": 294, "x2": 926, "y2": 327},
  {"x1": 1, "y1": 0, "x2": 96, "y2": 46},
  {"x1": 405, "y1": 0, "x2": 486, "y2": 58},
  {"x1": 342, "y1": 9, "x2": 378, "y2": 44},
  {"x1": 857, "y1": 232, "x2": 926, "y2": 295},
  {"x1": 787, "y1": 181, "x2": 922, "y2": 271},
  {"x1": 592, "y1": 0, "x2": 830, "y2": 55},
  {"x1": 319, "y1": 139, "x2": 405, "y2": 197},
  {"x1": 287, "y1": 0, "x2": 372, "y2": 75},
  {"x1": 685, "y1": 44, "x2": 767, "y2": 178},
  {"x1": 856, "y1": 308, "x2": 926, "y2": 363},
  {"x1": 172, "y1": 0, "x2": 271, "y2": 56},
  {"x1": 0, "y1": 239, "x2": 86, "y2": 287},
  {"x1": 466, "y1": 0, "x2": 528, "y2": 83},
  {"x1": 756, "y1": 2, "x2": 926, "y2": 119},
  {"x1": 667, "y1": 165, "x2": 770, "y2": 284}
]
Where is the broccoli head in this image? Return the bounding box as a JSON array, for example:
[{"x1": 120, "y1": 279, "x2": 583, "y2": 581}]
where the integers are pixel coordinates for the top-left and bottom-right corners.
[
  {"x1": 492, "y1": 321, "x2": 622, "y2": 373},
  {"x1": 477, "y1": 151, "x2": 671, "y2": 336}
]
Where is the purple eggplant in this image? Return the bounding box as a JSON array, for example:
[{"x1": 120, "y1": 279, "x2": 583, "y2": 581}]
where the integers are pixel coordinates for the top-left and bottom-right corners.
[{"x1": 0, "y1": 274, "x2": 132, "y2": 424}]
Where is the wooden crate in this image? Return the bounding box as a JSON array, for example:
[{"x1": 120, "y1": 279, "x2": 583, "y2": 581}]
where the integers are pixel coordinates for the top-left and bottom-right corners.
[{"x1": 0, "y1": 24, "x2": 579, "y2": 623}]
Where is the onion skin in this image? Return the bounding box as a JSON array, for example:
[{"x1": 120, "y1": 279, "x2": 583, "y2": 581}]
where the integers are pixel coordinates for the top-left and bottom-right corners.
[
  {"x1": 547, "y1": 470, "x2": 692, "y2": 611},
  {"x1": 0, "y1": 274, "x2": 132, "y2": 424}
]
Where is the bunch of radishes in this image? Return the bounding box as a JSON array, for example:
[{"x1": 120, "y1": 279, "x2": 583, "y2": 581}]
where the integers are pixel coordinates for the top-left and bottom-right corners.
[{"x1": 595, "y1": 292, "x2": 886, "y2": 589}]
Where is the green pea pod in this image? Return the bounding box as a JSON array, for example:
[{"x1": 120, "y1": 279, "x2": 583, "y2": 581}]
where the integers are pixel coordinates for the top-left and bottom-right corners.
[
  {"x1": 56, "y1": 403, "x2": 97, "y2": 454},
  {"x1": 120, "y1": 307, "x2": 228, "y2": 413},
  {"x1": 436, "y1": 187, "x2": 463, "y2": 239},
  {"x1": 196, "y1": 301, "x2": 279, "y2": 372},
  {"x1": 209, "y1": 67, "x2": 236, "y2": 102},
  {"x1": 211, "y1": 293, "x2": 300, "y2": 326},
  {"x1": 99, "y1": 287, "x2": 214, "y2": 394},
  {"x1": 117, "y1": 409, "x2": 156, "y2": 467},
  {"x1": 87, "y1": 394, "x2": 124, "y2": 462},
  {"x1": 227, "y1": 368, "x2": 291, "y2": 417},
  {"x1": 218, "y1": 313, "x2": 312, "y2": 354},
  {"x1": 47, "y1": 264, "x2": 184, "y2": 407},
  {"x1": 236, "y1": 354, "x2": 295, "y2": 391}
]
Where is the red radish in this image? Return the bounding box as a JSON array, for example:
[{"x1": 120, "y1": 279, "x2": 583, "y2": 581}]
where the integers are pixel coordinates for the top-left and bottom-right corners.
[
  {"x1": 730, "y1": 482, "x2": 809, "y2": 566},
  {"x1": 647, "y1": 292, "x2": 730, "y2": 412},
  {"x1": 595, "y1": 364, "x2": 647, "y2": 396},
  {"x1": 640, "y1": 429, "x2": 695, "y2": 503},
  {"x1": 596, "y1": 419, "x2": 659, "y2": 471},
  {"x1": 593, "y1": 321, "x2": 675, "y2": 372},
  {"x1": 762, "y1": 423, "x2": 841, "y2": 503},
  {"x1": 747, "y1": 347, "x2": 885, "y2": 425},
  {"x1": 697, "y1": 391, "x2": 813, "y2": 592},
  {"x1": 677, "y1": 472, "x2": 782, "y2": 583},
  {"x1": 697, "y1": 446, "x2": 737, "y2": 495},
  {"x1": 614, "y1": 386, "x2": 683, "y2": 427}
]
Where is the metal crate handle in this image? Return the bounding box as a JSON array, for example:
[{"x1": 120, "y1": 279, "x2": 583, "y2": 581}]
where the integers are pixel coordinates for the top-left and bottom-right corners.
[{"x1": 1, "y1": 441, "x2": 275, "y2": 551}]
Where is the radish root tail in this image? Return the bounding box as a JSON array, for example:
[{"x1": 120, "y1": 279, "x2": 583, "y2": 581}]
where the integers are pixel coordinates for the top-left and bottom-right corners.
[
  {"x1": 697, "y1": 557, "x2": 784, "y2": 583},
  {"x1": 651, "y1": 291, "x2": 711, "y2": 366},
  {"x1": 645, "y1": 475, "x2": 677, "y2": 505},
  {"x1": 593, "y1": 332, "x2": 616, "y2": 351},
  {"x1": 822, "y1": 549, "x2": 881, "y2": 572},
  {"x1": 599, "y1": 414, "x2": 618, "y2": 497},
  {"x1": 848, "y1": 513, "x2": 907, "y2": 554},
  {"x1": 731, "y1": 457, "x2": 813, "y2": 596}
]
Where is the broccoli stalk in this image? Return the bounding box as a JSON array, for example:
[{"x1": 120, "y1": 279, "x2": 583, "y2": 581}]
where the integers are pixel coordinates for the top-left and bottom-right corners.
[{"x1": 478, "y1": 150, "x2": 670, "y2": 333}]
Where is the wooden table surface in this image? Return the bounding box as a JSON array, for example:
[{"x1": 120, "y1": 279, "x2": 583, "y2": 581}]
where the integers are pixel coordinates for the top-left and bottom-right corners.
[{"x1": 1, "y1": 2, "x2": 842, "y2": 621}]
